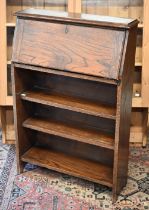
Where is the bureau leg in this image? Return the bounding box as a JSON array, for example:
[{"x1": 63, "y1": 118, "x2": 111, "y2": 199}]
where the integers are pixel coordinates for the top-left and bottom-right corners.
[
  {"x1": 112, "y1": 191, "x2": 118, "y2": 204},
  {"x1": 112, "y1": 178, "x2": 127, "y2": 203},
  {"x1": 17, "y1": 159, "x2": 25, "y2": 174}
]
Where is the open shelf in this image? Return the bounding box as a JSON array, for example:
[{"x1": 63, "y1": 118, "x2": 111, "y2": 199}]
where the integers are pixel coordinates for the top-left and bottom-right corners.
[
  {"x1": 7, "y1": 64, "x2": 12, "y2": 96},
  {"x1": 6, "y1": 23, "x2": 16, "y2": 27},
  {"x1": 0, "y1": 106, "x2": 15, "y2": 144},
  {"x1": 135, "y1": 62, "x2": 142, "y2": 67},
  {"x1": 21, "y1": 89, "x2": 116, "y2": 120},
  {"x1": 138, "y1": 23, "x2": 143, "y2": 28},
  {"x1": 21, "y1": 146, "x2": 113, "y2": 187},
  {"x1": 132, "y1": 97, "x2": 142, "y2": 107},
  {"x1": 130, "y1": 108, "x2": 148, "y2": 145},
  {"x1": 7, "y1": 61, "x2": 11, "y2": 65},
  {"x1": 7, "y1": 27, "x2": 14, "y2": 62},
  {"x1": 23, "y1": 117, "x2": 114, "y2": 150}
]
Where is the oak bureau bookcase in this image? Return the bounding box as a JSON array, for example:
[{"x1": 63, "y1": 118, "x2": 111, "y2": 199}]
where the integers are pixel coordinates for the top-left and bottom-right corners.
[
  {"x1": 1, "y1": 1, "x2": 148, "y2": 146},
  {"x1": 11, "y1": 9, "x2": 138, "y2": 202}
]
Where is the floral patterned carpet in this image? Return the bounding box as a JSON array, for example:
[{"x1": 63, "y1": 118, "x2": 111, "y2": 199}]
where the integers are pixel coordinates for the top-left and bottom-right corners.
[{"x1": 0, "y1": 135, "x2": 149, "y2": 210}]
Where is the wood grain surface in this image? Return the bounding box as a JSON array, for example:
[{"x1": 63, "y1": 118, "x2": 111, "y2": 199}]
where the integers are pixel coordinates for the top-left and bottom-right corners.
[
  {"x1": 21, "y1": 89, "x2": 116, "y2": 119},
  {"x1": 12, "y1": 19, "x2": 125, "y2": 80},
  {"x1": 22, "y1": 146, "x2": 113, "y2": 187},
  {"x1": 15, "y1": 8, "x2": 138, "y2": 28},
  {"x1": 23, "y1": 117, "x2": 114, "y2": 149},
  {"x1": 12, "y1": 9, "x2": 138, "y2": 202},
  {"x1": 113, "y1": 26, "x2": 138, "y2": 202}
]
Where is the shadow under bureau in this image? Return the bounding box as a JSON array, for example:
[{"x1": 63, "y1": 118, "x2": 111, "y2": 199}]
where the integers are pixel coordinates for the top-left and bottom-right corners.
[{"x1": 11, "y1": 9, "x2": 138, "y2": 202}]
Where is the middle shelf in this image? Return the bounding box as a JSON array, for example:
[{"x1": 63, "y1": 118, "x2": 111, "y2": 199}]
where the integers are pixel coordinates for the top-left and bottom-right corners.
[
  {"x1": 21, "y1": 89, "x2": 116, "y2": 120},
  {"x1": 23, "y1": 117, "x2": 114, "y2": 150}
]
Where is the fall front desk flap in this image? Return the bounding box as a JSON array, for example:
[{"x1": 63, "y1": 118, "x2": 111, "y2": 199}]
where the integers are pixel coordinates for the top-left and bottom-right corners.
[{"x1": 12, "y1": 9, "x2": 138, "y2": 81}]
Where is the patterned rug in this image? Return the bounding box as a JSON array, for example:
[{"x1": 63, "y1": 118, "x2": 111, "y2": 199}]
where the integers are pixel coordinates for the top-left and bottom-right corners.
[
  {"x1": 0, "y1": 133, "x2": 16, "y2": 209},
  {"x1": 0, "y1": 135, "x2": 149, "y2": 210}
]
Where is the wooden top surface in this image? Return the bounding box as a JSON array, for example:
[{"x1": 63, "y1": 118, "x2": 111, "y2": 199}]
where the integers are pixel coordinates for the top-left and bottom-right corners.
[{"x1": 15, "y1": 8, "x2": 138, "y2": 29}]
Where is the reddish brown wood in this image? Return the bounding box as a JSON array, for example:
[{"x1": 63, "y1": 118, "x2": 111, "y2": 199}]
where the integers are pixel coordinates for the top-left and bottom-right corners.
[
  {"x1": 20, "y1": 89, "x2": 116, "y2": 119},
  {"x1": 12, "y1": 18, "x2": 125, "y2": 80},
  {"x1": 23, "y1": 117, "x2": 115, "y2": 149},
  {"x1": 22, "y1": 146, "x2": 113, "y2": 187},
  {"x1": 13, "y1": 63, "x2": 118, "y2": 85},
  {"x1": 11, "y1": 63, "x2": 36, "y2": 172},
  {"x1": 15, "y1": 8, "x2": 138, "y2": 28},
  {"x1": 112, "y1": 25, "x2": 138, "y2": 202},
  {"x1": 12, "y1": 9, "x2": 138, "y2": 202},
  {"x1": 36, "y1": 133, "x2": 114, "y2": 167}
]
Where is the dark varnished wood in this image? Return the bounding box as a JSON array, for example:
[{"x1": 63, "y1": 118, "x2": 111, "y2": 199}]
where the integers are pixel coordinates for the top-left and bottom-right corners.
[
  {"x1": 36, "y1": 133, "x2": 114, "y2": 167},
  {"x1": 12, "y1": 18, "x2": 125, "y2": 80},
  {"x1": 113, "y1": 26, "x2": 138, "y2": 202},
  {"x1": 11, "y1": 63, "x2": 36, "y2": 172},
  {"x1": 12, "y1": 9, "x2": 138, "y2": 202},
  {"x1": 23, "y1": 117, "x2": 114, "y2": 149},
  {"x1": 32, "y1": 104, "x2": 115, "y2": 135},
  {"x1": 21, "y1": 89, "x2": 116, "y2": 119},
  {"x1": 15, "y1": 67, "x2": 117, "y2": 106},
  {"x1": 14, "y1": 63, "x2": 118, "y2": 85},
  {"x1": 16, "y1": 8, "x2": 138, "y2": 29},
  {"x1": 21, "y1": 146, "x2": 113, "y2": 187}
]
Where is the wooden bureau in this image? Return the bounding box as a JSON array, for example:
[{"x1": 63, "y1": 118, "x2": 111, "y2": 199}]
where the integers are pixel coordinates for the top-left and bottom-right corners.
[{"x1": 11, "y1": 9, "x2": 138, "y2": 202}]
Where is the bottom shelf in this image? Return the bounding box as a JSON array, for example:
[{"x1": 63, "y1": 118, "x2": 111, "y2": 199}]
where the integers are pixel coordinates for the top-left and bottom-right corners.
[{"x1": 21, "y1": 146, "x2": 113, "y2": 187}]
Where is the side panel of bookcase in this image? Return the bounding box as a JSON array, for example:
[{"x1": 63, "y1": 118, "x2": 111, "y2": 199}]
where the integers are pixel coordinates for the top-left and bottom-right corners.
[{"x1": 113, "y1": 26, "x2": 137, "y2": 201}]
